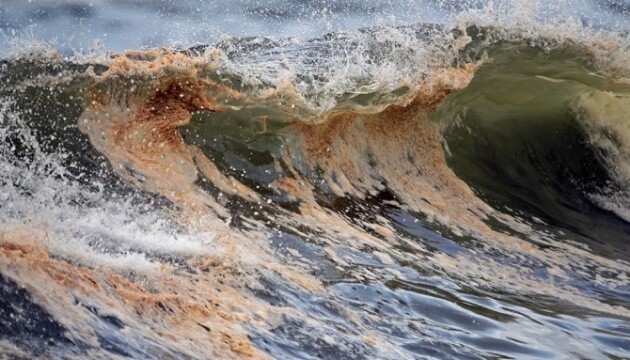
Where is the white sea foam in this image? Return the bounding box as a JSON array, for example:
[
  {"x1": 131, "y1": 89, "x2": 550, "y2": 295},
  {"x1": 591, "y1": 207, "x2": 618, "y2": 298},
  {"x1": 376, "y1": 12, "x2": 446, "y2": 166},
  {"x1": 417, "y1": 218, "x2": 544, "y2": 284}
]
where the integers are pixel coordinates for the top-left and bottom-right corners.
[
  {"x1": 0, "y1": 2, "x2": 629, "y2": 357},
  {"x1": 577, "y1": 91, "x2": 630, "y2": 221},
  {"x1": 0, "y1": 99, "x2": 223, "y2": 274}
]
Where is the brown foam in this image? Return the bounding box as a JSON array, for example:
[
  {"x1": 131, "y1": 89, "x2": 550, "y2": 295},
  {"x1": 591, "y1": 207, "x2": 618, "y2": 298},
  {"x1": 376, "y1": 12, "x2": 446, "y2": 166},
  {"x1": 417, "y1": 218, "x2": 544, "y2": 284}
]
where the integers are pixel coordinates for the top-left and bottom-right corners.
[
  {"x1": 79, "y1": 51, "x2": 243, "y2": 216},
  {"x1": 271, "y1": 65, "x2": 630, "y2": 316},
  {"x1": 0, "y1": 225, "x2": 275, "y2": 358},
  {"x1": 69, "y1": 49, "x2": 630, "y2": 358}
]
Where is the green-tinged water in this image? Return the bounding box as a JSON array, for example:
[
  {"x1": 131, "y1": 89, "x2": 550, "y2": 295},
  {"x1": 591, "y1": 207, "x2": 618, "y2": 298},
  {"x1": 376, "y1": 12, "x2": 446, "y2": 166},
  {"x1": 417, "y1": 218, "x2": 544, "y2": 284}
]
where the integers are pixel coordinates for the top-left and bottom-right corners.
[
  {"x1": 435, "y1": 43, "x2": 630, "y2": 258},
  {"x1": 0, "y1": 24, "x2": 628, "y2": 359}
]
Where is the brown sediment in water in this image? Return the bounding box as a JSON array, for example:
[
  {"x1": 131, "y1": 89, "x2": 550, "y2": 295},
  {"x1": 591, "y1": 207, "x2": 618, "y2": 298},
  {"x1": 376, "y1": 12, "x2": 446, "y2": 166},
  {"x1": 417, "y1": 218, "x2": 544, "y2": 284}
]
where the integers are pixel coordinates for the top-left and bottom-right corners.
[
  {"x1": 277, "y1": 66, "x2": 630, "y2": 316},
  {"x1": 81, "y1": 75, "x2": 222, "y2": 215},
  {"x1": 70, "y1": 50, "x2": 630, "y2": 358},
  {"x1": 0, "y1": 225, "x2": 275, "y2": 358},
  {"x1": 80, "y1": 51, "x2": 247, "y2": 216},
  {"x1": 70, "y1": 51, "x2": 354, "y2": 358},
  {"x1": 292, "y1": 65, "x2": 485, "y2": 220},
  {"x1": 191, "y1": 145, "x2": 262, "y2": 203}
]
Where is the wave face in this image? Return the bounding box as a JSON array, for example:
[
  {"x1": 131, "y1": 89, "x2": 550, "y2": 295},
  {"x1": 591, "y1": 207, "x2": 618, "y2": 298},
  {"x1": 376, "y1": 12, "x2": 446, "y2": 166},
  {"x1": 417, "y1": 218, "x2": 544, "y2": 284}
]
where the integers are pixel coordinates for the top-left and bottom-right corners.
[
  {"x1": 1, "y1": 10, "x2": 630, "y2": 360},
  {"x1": 435, "y1": 30, "x2": 630, "y2": 252}
]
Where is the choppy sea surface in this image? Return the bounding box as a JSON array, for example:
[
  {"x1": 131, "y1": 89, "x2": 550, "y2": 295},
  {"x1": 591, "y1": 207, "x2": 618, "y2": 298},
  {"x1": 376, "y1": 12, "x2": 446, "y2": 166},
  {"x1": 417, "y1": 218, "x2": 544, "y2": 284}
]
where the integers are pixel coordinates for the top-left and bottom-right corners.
[{"x1": 0, "y1": 1, "x2": 629, "y2": 359}]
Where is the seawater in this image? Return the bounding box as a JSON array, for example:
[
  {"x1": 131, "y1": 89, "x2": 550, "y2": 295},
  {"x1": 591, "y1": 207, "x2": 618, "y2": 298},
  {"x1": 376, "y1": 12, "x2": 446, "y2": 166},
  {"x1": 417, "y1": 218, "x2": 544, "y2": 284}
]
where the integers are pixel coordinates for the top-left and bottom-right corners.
[{"x1": 0, "y1": 1, "x2": 628, "y2": 359}]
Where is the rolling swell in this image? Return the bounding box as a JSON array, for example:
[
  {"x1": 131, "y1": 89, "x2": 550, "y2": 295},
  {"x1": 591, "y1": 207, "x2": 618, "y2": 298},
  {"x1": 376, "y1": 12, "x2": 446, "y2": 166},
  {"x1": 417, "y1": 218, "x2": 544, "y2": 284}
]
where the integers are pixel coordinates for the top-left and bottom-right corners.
[
  {"x1": 434, "y1": 39, "x2": 630, "y2": 258},
  {"x1": 1, "y1": 23, "x2": 629, "y2": 359}
]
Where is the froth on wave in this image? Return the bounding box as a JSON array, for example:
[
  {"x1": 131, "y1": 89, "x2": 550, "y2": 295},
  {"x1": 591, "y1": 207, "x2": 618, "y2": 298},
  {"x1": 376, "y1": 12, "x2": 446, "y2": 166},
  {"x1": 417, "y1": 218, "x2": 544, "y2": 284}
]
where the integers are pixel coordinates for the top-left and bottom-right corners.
[{"x1": 0, "y1": 22, "x2": 629, "y2": 359}]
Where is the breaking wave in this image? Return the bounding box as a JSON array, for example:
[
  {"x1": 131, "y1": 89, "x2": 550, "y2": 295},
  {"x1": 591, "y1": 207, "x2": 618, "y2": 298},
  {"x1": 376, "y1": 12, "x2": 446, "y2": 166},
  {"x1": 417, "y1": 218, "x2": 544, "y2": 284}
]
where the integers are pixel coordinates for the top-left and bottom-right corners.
[{"x1": 0, "y1": 18, "x2": 629, "y2": 359}]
